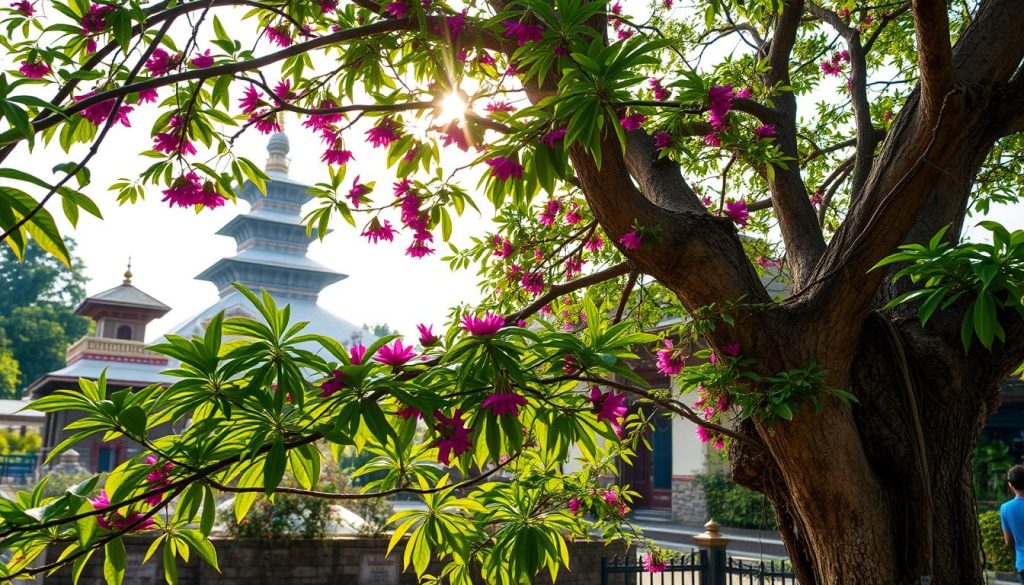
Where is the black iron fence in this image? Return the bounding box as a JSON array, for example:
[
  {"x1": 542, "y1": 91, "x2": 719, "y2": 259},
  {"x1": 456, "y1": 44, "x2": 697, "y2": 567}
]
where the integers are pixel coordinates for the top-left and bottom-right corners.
[{"x1": 601, "y1": 520, "x2": 799, "y2": 585}]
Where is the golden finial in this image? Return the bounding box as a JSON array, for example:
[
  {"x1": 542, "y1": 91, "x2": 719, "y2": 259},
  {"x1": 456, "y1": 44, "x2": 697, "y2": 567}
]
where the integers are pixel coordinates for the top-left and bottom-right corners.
[{"x1": 123, "y1": 257, "x2": 133, "y2": 285}]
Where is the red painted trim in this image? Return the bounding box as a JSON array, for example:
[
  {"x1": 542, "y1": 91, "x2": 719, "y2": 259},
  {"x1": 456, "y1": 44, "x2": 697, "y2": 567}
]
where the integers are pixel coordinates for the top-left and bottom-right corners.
[
  {"x1": 67, "y1": 353, "x2": 168, "y2": 366},
  {"x1": 671, "y1": 474, "x2": 696, "y2": 481}
]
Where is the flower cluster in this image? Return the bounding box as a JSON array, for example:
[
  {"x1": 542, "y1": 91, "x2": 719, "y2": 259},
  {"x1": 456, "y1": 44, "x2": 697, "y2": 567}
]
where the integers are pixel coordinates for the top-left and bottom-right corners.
[
  {"x1": 481, "y1": 392, "x2": 528, "y2": 417},
  {"x1": 143, "y1": 455, "x2": 174, "y2": 506},
  {"x1": 434, "y1": 409, "x2": 473, "y2": 465},
  {"x1": 589, "y1": 387, "x2": 627, "y2": 437},
  {"x1": 461, "y1": 311, "x2": 504, "y2": 336},
  {"x1": 366, "y1": 117, "x2": 403, "y2": 148},
  {"x1": 145, "y1": 48, "x2": 183, "y2": 77},
  {"x1": 648, "y1": 77, "x2": 669, "y2": 102},
  {"x1": 374, "y1": 339, "x2": 416, "y2": 368},
  {"x1": 320, "y1": 370, "x2": 346, "y2": 398},
  {"x1": 396, "y1": 180, "x2": 435, "y2": 258},
  {"x1": 693, "y1": 384, "x2": 732, "y2": 449},
  {"x1": 820, "y1": 50, "x2": 850, "y2": 77},
  {"x1": 725, "y1": 200, "x2": 749, "y2": 228},
  {"x1": 152, "y1": 116, "x2": 196, "y2": 156},
  {"x1": 486, "y1": 156, "x2": 524, "y2": 181},
  {"x1": 18, "y1": 59, "x2": 48, "y2": 78},
  {"x1": 656, "y1": 339, "x2": 684, "y2": 375},
  {"x1": 161, "y1": 172, "x2": 225, "y2": 208},
  {"x1": 90, "y1": 490, "x2": 156, "y2": 532},
  {"x1": 75, "y1": 92, "x2": 133, "y2": 127},
  {"x1": 502, "y1": 20, "x2": 544, "y2": 46}
]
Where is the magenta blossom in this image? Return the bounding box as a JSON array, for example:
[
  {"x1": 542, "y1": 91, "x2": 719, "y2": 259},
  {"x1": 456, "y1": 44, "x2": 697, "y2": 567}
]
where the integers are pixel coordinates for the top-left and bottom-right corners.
[
  {"x1": 397, "y1": 405, "x2": 423, "y2": 420},
  {"x1": 703, "y1": 133, "x2": 722, "y2": 147},
  {"x1": 385, "y1": 1, "x2": 407, "y2": 18},
  {"x1": 492, "y1": 236, "x2": 513, "y2": 258},
  {"x1": 568, "y1": 497, "x2": 583, "y2": 515},
  {"x1": 721, "y1": 342, "x2": 741, "y2": 357},
  {"x1": 265, "y1": 24, "x2": 292, "y2": 47},
  {"x1": 602, "y1": 490, "x2": 619, "y2": 505},
  {"x1": 320, "y1": 0, "x2": 339, "y2": 12},
  {"x1": 361, "y1": 218, "x2": 398, "y2": 243},
  {"x1": 733, "y1": 87, "x2": 753, "y2": 99},
  {"x1": 11, "y1": 0, "x2": 33, "y2": 16},
  {"x1": 648, "y1": 77, "x2": 669, "y2": 101},
  {"x1": 541, "y1": 127, "x2": 567, "y2": 147},
  {"x1": 521, "y1": 271, "x2": 544, "y2": 295},
  {"x1": 565, "y1": 204, "x2": 583, "y2": 224},
  {"x1": 374, "y1": 339, "x2": 416, "y2": 367},
  {"x1": 417, "y1": 324, "x2": 439, "y2": 346},
  {"x1": 820, "y1": 59, "x2": 843, "y2": 76},
  {"x1": 161, "y1": 172, "x2": 224, "y2": 208},
  {"x1": 349, "y1": 344, "x2": 366, "y2": 365},
  {"x1": 137, "y1": 88, "x2": 158, "y2": 103},
  {"x1": 189, "y1": 49, "x2": 214, "y2": 68},
  {"x1": 654, "y1": 131, "x2": 672, "y2": 150},
  {"x1": 434, "y1": 409, "x2": 473, "y2": 465},
  {"x1": 145, "y1": 48, "x2": 182, "y2": 77},
  {"x1": 348, "y1": 178, "x2": 370, "y2": 207},
  {"x1": 754, "y1": 124, "x2": 776, "y2": 140},
  {"x1": 239, "y1": 85, "x2": 263, "y2": 114},
  {"x1": 365, "y1": 117, "x2": 403, "y2": 148},
  {"x1": 725, "y1": 200, "x2": 749, "y2": 228},
  {"x1": 584, "y1": 236, "x2": 604, "y2": 251},
  {"x1": 707, "y1": 85, "x2": 733, "y2": 129},
  {"x1": 320, "y1": 370, "x2": 346, "y2": 398},
  {"x1": 485, "y1": 101, "x2": 515, "y2": 115},
  {"x1": 656, "y1": 339, "x2": 684, "y2": 375},
  {"x1": 322, "y1": 146, "x2": 354, "y2": 165},
  {"x1": 75, "y1": 93, "x2": 133, "y2": 127},
  {"x1": 502, "y1": 20, "x2": 544, "y2": 46},
  {"x1": 810, "y1": 188, "x2": 824, "y2": 206},
  {"x1": 80, "y1": 3, "x2": 113, "y2": 34},
  {"x1": 19, "y1": 60, "x2": 49, "y2": 78},
  {"x1": 406, "y1": 240, "x2": 435, "y2": 258},
  {"x1": 643, "y1": 553, "x2": 668, "y2": 573},
  {"x1": 481, "y1": 392, "x2": 528, "y2": 417},
  {"x1": 619, "y1": 113, "x2": 646, "y2": 131},
  {"x1": 589, "y1": 387, "x2": 628, "y2": 437},
  {"x1": 461, "y1": 311, "x2": 504, "y2": 336},
  {"x1": 619, "y1": 230, "x2": 642, "y2": 250},
  {"x1": 485, "y1": 156, "x2": 524, "y2": 181}
]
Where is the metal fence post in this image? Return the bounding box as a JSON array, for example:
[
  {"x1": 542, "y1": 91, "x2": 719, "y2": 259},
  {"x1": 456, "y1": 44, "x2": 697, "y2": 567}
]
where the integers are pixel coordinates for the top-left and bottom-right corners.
[{"x1": 693, "y1": 519, "x2": 731, "y2": 585}]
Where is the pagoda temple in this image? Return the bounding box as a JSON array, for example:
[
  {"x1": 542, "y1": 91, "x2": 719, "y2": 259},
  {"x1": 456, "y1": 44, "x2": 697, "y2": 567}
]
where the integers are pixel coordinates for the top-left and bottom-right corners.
[
  {"x1": 28, "y1": 265, "x2": 174, "y2": 472},
  {"x1": 170, "y1": 132, "x2": 364, "y2": 345}
]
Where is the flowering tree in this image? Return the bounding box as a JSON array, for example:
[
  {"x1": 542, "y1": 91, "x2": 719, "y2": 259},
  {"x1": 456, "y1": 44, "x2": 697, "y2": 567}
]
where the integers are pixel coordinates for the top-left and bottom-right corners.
[{"x1": 0, "y1": 0, "x2": 1023, "y2": 583}]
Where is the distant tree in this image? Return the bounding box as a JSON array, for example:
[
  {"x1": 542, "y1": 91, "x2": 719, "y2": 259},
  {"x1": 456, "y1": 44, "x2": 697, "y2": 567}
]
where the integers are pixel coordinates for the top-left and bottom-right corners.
[{"x1": 0, "y1": 242, "x2": 89, "y2": 397}]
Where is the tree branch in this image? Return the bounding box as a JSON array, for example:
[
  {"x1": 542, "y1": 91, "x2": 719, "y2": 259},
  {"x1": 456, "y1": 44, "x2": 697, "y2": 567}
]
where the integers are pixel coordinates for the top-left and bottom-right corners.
[
  {"x1": 504, "y1": 263, "x2": 632, "y2": 326},
  {"x1": 910, "y1": 0, "x2": 956, "y2": 117}
]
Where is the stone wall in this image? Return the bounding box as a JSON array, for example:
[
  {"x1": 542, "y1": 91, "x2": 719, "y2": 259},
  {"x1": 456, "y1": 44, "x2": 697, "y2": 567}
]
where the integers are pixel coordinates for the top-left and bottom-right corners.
[
  {"x1": 42, "y1": 536, "x2": 633, "y2": 585},
  {"x1": 671, "y1": 475, "x2": 707, "y2": 523}
]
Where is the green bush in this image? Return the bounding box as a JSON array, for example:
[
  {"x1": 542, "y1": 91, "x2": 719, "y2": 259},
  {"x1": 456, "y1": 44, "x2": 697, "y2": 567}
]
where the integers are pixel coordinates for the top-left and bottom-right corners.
[
  {"x1": 0, "y1": 430, "x2": 41, "y2": 454},
  {"x1": 696, "y1": 473, "x2": 777, "y2": 531},
  {"x1": 979, "y1": 510, "x2": 1015, "y2": 573}
]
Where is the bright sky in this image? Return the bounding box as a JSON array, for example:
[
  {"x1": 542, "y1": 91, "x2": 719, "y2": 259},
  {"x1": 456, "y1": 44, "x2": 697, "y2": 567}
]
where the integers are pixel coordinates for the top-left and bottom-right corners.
[{"x1": 4, "y1": 5, "x2": 1024, "y2": 343}]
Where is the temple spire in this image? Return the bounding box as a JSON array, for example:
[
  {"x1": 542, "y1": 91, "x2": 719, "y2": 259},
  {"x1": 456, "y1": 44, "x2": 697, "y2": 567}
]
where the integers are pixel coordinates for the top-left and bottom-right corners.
[
  {"x1": 123, "y1": 257, "x2": 132, "y2": 285},
  {"x1": 265, "y1": 130, "x2": 290, "y2": 175}
]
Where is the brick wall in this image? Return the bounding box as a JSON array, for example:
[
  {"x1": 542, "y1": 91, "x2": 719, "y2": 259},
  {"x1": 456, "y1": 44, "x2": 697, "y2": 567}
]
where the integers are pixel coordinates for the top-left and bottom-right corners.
[{"x1": 42, "y1": 536, "x2": 633, "y2": 585}]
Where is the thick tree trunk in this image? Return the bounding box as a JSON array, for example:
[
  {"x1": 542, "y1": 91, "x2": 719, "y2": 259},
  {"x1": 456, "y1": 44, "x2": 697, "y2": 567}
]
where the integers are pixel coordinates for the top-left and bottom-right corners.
[{"x1": 732, "y1": 314, "x2": 1001, "y2": 584}]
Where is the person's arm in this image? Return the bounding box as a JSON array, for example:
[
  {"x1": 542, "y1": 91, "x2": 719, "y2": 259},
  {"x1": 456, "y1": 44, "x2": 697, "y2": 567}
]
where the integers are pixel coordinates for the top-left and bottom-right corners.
[
  {"x1": 1003, "y1": 506, "x2": 1015, "y2": 549},
  {"x1": 1007, "y1": 528, "x2": 1015, "y2": 550}
]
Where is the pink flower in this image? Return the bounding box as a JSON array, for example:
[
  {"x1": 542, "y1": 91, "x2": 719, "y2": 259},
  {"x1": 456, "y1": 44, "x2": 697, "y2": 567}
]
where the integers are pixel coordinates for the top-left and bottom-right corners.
[
  {"x1": 565, "y1": 204, "x2": 583, "y2": 224},
  {"x1": 272, "y1": 79, "x2": 293, "y2": 104},
  {"x1": 654, "y1": 131, "x2": 672, "y2": 150},
  {"x1": 754, "y1": 124, "x2": 776, "y2": 140},
  {"x1": 564, "y1": 256, "x2": 585, "y2": 279},
  {"x1": 322, "y1": 146, "x2": 354, "y2": 165},
  {"x1": 75, "y1": 93, "x2": 133, "y2": 127},
  {"x1": 648, "y1": 78, "x2": 669, "y2": 101},
  {"x1": 250, "y1": 111, "x2": 281, "y2": 134},
  {"x1": 385, "y1": 1, "x2": 407, "y2": 18},
  {"x1": 485, "y1": 101, "x2": 515, "y2": 115},
  {"x1": 406, "y1": 240, "x2": 435, "y2": 258},
  {"x1": 616, "y1": 28, "x2": 633, "y2": 40},
  {"x1": 810, "y1": 188, "x2": 823, "y2": 206},
  {"x1": 486, "y1": 157, "x2": 524, "y2": 180},
  {"x1": 602, "y1": 490, "x2": 618, "y2": 505},
  {"x1": 835, "y1": 50, "x2": 850, "y2": 63},
  {"x1": 502, "y1": 20, "x2": 544, "y2": 46},
  {"x1": 137, "y1": 88, "x2": 158, "y2": 104},
  {"x1": 492, "y1": 236, "x2": 513, "y2": 258},
  {"x1": 820, "y1": 59, "x2": 843, "y2": 76},
  {"x1": 662, "y1": 0, "x2": 673, "y2": 7},
  {"x1": 11, "y1": 0, "x2": 33, "y2": 17},
  {"x1": 445, "y1": 11, "x2": 466, "y2": 39},
  {"x1": 619, "y1": 113, "x2": 646, "y2": 131},
  {"x1": 265, "y1": 24, "x2": 293, "y2": 47},
  {"x1": 303, "y1": 100, "x2": 343, "y2": 131},
  {"x1": 521, "y1": 271, "x2": 544, "y2": 295},
  {"x1": 145, "y1": 48, "x2": 181, "y2": 77},
  {"x1": 696, "y1": 425, "x2": 711, "y2": 443},
  {"x1": 642, "y1": 553, "x2": 667, "y2": 573},
  {"x1": 721, "y1": 342, "x2": 741, "y2": 357},
  {"x1": 80, "y1": 3, "x2": 113, "y2": 34},
  {"x1": 619, "y1": 230, "x2": 642, "y2": 250},
  {"x1": 440, "y1": 121, "x2": 470, "y2": 151},
  {"x1": 161, "y1": 172, "x2": 201, "y2": 207},
  {"x1": 702, "y1": 133, "x2": 722, "y2": 147},
  {"x1": 397, "y1": 405, "x2": 423, "y2": 420},
  {"x1": 725, "y1": 200, "x2": 748, "y2": 228},
  {"x1": 837, "y1": 7, "x2": 850, "y2": 18},
  {"x1": 589, "y1": 387, "x2": 627, "y2": 437},
  {"x1": 708, "y1": 85, "x2": 733, "y2": 129},
  {"x1": 461, "y1": 311, "x2": 504, "y2": 336},
  {"x1": 417, "y1": 324, "x2": 439, "y2": 346},
  {"x1": 656, "y1": 339, "x2": 684, "y2": 375},
  {"x1": 239, "y1": 85, "x2": 262, "y2": 114},
  {"x1": 568, "y1": 497, "x2": 582, "y2": 515},
  {"x1": 584, "y1": 235, "x2": 604, "y2": 251},
  {"x1": 319, "y1": 0, "x2": 339, "y2": 12},
  {"x1": 361, "y1": 218, "x2": 398, "y2": 243},
  {"x1": 541, "y1": 127, "x2": 566, "y2": 147},
  {"x1": 374, "y1": 339, "x2": 417, "y2": 367},
  {"x1": 733, "y1": 87, "x2": 753, "y2": 99},
  {"x1": 349, "y1": 344, "x2": 366, "y2": 365},
  {"x1": 610, "y1": 1, "x2": 622, "y2": 14},
  {"x1": 365, "y1": 117, "x2": 403, "y2": 148},
  {"x1": 347, "y1": 178, "x2": 370, "y2": 207},
  {"x1": 189, "y1": 49, "x2": 214, "y2": 68},
  {"x1": 434, "y1": 409, "x2": 473, "y2": 465},
  {"x1": 320, "y1": 370, "x2": 346, "y2": 398},
  {"x1": 481, "y1": 392, "x2": 528, "y2": 417},
  {"x1": 18, "y1": 60, "x2": 49, "y2": 78},
  {"x1": 756, "y1": 256, "x2": 782, "y2": 269}
]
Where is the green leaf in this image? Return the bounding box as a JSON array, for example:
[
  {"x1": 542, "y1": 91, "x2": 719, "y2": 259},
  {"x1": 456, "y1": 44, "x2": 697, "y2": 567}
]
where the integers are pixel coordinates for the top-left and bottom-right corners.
[
  {"x1": 162, "y1": 540, "x2": 178, "y2": 585},
  {"x1": 263, "y1": 440, "x2": 286, "y2": 495},
  {"x1": 103, "y1": 538, "x2": 126, "y2": 585},
  {"x1": 119, "y1": 405, "x2": 147, "y2": 437}
]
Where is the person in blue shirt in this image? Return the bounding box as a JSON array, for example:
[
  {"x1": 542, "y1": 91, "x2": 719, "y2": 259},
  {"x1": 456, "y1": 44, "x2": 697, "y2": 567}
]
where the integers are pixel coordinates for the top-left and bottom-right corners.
[{"x1": 1003, "y1": 464, "x2": 1024, "y2": 583}]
